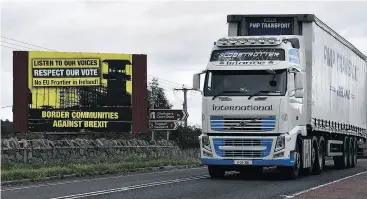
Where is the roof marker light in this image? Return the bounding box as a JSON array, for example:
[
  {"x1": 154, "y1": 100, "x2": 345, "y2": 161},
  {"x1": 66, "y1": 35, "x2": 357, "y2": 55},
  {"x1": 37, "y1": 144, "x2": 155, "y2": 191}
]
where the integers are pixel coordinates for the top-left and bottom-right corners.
[
  {"x1": 215, "y1": 36, "x2": 283, "y2": 47},
  {"x1": 248, "y1": 38, "x2": 257, "y2": 44},
  {"x1": 258, "y1": 37, "x2": 266, "y2": 43}
]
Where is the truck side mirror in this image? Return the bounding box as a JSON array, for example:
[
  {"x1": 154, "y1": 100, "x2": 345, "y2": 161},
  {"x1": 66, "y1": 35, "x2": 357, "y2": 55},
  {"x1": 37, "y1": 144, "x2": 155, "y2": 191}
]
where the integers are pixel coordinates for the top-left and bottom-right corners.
[{"x1": 193, "y1": 73, "x2": 201, "y2": 91}]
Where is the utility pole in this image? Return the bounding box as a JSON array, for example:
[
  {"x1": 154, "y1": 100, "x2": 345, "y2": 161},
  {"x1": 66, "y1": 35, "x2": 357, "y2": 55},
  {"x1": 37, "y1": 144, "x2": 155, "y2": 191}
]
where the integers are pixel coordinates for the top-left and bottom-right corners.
[{"x1": 174, "y1": 87, "x2": 196, "y2": 127}]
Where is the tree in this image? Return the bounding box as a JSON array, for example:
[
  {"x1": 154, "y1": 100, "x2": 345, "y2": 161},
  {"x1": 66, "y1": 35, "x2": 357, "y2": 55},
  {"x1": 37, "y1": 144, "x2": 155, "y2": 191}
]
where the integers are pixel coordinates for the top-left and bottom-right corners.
[
  {"x1": 1, "y1": 119, "x2": 13, "y2": 138},
  {"x1": 147, "y1": 78, "x2": 173, "y2": 109},
  {"x1": 170, "y1": 125, "x2": 201, "y2": 149}
]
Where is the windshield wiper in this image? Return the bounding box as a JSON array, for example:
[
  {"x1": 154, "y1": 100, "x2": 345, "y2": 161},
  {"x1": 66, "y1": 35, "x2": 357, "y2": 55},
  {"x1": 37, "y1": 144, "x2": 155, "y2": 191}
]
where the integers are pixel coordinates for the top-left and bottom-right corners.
[
  {"x1": 212, "y1": 90, "x2": 242, "y2": 100},
  {"x1": 248, "y1": 90, "x2": 281, "y2": 100}
]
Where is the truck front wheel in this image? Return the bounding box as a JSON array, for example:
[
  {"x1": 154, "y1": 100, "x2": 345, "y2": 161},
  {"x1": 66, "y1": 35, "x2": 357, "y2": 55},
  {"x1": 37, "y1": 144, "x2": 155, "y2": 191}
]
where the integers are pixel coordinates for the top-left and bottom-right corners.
[
  {"x1": 208, "y1": 166, "x2": 225, "y2": 179},
  {"x1": 279, "y1": 139, "x2": 301, "y2": 180}
]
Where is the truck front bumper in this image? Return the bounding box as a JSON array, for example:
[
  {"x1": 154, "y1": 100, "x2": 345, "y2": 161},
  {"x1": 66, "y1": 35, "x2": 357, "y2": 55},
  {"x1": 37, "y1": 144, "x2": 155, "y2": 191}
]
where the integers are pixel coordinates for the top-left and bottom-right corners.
[{"x1": 200, "y1": 154, "x2": 295, "y2": 167}]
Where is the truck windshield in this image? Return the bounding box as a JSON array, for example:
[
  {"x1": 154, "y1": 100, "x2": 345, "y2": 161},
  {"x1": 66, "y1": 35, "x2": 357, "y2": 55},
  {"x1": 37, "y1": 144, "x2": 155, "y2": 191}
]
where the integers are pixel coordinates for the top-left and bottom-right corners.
[{"x1": 204, "y1": 69, "x2": 287, "y2": 97}]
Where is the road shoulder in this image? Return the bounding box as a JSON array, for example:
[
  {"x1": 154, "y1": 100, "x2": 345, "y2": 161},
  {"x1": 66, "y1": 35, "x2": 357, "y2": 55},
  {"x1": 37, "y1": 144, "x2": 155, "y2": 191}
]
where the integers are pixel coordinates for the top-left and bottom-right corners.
[
  {"x1": 1, "y1": 164, "x2": 203, "y2": 187},
  {"x1": 288, "y1": 171, "x2": 367, "y2": 199}
]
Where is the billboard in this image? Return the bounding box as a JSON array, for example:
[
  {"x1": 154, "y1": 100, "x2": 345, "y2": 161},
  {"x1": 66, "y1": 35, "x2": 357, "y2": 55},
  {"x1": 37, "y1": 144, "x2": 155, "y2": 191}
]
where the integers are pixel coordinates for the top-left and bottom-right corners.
[{"x1": 12, "y1": 50, "x2": 147, "y2": 133}]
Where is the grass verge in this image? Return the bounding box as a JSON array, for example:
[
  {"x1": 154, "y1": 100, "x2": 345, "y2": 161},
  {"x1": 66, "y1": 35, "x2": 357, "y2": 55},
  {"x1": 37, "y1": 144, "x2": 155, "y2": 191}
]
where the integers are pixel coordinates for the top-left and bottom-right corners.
[{"x1": 1, "y1": 158, "x2": 200, "y2": 182}]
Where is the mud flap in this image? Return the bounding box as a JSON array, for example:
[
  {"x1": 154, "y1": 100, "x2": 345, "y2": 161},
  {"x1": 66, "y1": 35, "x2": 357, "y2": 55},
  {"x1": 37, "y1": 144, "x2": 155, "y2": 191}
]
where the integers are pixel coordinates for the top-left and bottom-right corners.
[{"x1": 302, "y1": 139, "x2": 312, "y2": 168}]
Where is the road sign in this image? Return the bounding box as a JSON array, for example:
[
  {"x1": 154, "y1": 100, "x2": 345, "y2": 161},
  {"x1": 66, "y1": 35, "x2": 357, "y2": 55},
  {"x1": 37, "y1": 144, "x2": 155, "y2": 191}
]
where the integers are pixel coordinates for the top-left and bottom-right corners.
[
  {"x1": 149, "y1": 121, "x2": 179, "y2": 131},
  {"x1": 149, "y1": 109, "x2": 188, "y2": 121}
]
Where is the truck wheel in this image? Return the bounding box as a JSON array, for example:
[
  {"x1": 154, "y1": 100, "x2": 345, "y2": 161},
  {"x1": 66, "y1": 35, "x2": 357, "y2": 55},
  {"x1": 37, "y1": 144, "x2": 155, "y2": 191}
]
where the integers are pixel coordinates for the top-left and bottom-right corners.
[
  {"x1": 302, "y1": 136, "x2": 317, "y2": 176},
  {"x1": 351, "y1": 137, "x2": 357, "y2": 168},
  {"x1": 313, "y1": 136, "x2": 325, "y2": 175},
  {"x1": 208, "y1": 166, "x2": 225, "y2": 179},
  {"x1": 280, "y1": 139, "x2": 301, "y2": 180},
  {"x1": 334, "y1": 136, "x2": 348, "y2": 169},
  {"x1": 347, "y1": 137, "x2": 353, "y2": 168}
]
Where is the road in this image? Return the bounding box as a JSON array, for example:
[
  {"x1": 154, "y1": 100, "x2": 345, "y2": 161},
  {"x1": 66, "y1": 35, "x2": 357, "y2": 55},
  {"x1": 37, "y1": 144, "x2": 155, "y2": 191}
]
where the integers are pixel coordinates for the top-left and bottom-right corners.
[{"x1": 2, "y1": 159, "x2": 367, "y2": 199}]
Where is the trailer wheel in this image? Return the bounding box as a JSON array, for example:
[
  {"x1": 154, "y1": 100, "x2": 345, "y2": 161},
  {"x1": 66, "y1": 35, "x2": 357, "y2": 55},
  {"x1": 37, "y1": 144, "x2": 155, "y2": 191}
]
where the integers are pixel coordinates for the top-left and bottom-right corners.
[
  {"x1": 347, "y1": 137, "x2": 353, "y2": 168},
  {"x1": 301, "y1": 136, "x2": 317, "y2": 176},
  {"x1": 208, "y1": 166, "x2": 225, "y2": 179},
  {"x1": 334, "y1": 136, "x2": 348, "y2": 169},
  {"x1": 351, "y1": 137, "x2": 357, "y2": 168},
  {"x1": 313, "y1": 136, "x2": 325, "y2": 175}
]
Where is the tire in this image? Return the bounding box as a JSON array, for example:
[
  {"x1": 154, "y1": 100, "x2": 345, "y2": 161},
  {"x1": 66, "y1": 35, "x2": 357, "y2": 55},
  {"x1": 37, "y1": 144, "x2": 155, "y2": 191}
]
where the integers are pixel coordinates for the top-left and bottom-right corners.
[
  {"x1": 334, "y1": 136, "x2": 348, "y2": 169},
  {"x1": 351, "y1": 137, "x2": 357, "y2": 168},
  {"x1": 208, "y1": 166, "x2": 225, "y2": 179},
  {"x1": 280, "y1": 138, "x2": 302, "y2": 180},
  {"x1": 313, "y1": 136, "x2": 325, "y2": 175},
  {"x1": 347, "y1": 137, "x2": 353, "y2": 168},
  {"x1": 301, "y1": 136, "x2": 317, "y2": 176}
]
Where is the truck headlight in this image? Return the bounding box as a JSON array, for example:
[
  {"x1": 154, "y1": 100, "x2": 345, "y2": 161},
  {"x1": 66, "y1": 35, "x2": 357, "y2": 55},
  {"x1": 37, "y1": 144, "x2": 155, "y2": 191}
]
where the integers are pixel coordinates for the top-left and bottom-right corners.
[
  {"x1": 274, "y1": 136, "x2": 285, "y2": 152},
  {"x1": 202, "y1": 135, "x2": 210, "y2": 150},
  {"x1": 200, "y1": 135, "x2": 212, "y2": 157}
]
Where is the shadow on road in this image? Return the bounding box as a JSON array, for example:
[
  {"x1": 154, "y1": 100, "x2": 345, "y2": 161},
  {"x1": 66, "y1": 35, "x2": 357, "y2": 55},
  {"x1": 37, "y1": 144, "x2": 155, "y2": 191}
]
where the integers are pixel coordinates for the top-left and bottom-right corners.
[{"x1": 206, "y1": 165, "x2": 338, "y2": 181}]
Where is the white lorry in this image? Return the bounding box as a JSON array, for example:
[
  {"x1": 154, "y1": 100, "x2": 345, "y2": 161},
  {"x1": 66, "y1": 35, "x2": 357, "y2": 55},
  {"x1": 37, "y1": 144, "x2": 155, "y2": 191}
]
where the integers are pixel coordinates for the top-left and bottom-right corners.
[{"x1": 192, "y1": 14, "x2": 367, "y2": 180}]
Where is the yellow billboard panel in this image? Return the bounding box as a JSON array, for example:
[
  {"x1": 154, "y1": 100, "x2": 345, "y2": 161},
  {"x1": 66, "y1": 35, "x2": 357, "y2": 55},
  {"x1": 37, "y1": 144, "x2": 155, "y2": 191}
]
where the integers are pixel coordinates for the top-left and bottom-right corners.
[{"x1": 28, "y1": 51, "x2": 133, "y2": 109}]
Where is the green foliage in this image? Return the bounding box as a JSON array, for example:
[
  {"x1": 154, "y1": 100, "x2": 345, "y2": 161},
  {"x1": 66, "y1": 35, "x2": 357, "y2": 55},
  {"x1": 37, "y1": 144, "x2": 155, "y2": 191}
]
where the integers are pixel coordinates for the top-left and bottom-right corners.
[
  {"x1": 1, "y1": 157, "x2": 200, "y2": 181},
  {"x1": 146, "y1": 78, "x2": 201, "y2": 149},
  {"x1": 147, "y1": 78, "x2": 173, "y2": 109},
  {"x1": 170, "y1": 125, "x2": 201, "y2": 149},
  {"x1": 1, "y1": 119, "x2": 13, "y2": 138}
]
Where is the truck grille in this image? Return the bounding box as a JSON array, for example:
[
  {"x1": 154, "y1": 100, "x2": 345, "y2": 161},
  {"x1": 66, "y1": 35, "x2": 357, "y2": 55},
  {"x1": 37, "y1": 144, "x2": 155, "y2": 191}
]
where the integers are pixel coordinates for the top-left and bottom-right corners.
[
  {"x1": 213, "y1": 138, "x2": 272, "y2": 158},
  {"x1": 210, "y1": 116, "x2": 276, "y2": 132},
  {"x1": 222, "y1": 151, "x2": 263, "y2": 158}
]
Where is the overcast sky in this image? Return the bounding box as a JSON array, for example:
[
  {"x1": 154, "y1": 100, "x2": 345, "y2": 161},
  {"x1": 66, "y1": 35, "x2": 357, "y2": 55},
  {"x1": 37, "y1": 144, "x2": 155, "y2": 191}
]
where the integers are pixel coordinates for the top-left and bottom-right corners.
[{"x1": 1, "y1": 0, "x2": 367, "y2": 127}]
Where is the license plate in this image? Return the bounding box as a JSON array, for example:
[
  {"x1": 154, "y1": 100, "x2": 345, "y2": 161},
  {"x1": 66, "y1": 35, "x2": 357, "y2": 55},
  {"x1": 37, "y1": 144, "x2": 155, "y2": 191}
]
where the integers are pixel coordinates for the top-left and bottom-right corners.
[{"x1": 233, "y1": 160, "x2": 252, "y2": 165}]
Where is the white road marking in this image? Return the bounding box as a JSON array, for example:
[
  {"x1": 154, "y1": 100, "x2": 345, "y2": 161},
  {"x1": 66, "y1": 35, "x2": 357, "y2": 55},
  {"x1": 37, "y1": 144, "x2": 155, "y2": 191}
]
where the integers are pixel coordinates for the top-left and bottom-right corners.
[
  {"x1": 284, "y1": 170, "x2": 367, "y2": 198},
  {"x1": 1, "y1": 167, "x2": 206, "y2": 192},
  {"x1": 49, "y1": 175, "x2": 209, "y2": 199}
]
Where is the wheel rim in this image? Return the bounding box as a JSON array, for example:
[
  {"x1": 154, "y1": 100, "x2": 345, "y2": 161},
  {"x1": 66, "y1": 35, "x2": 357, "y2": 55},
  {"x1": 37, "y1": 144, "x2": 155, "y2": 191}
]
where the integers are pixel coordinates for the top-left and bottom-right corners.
[
  {"x1": 319, "y1": 145, "x2": 323, "y2": 169},
  {"x1": 353, "y1": 145, "x2": 357, "y2": 164},
  {"x1": 312, "y1": 146, "x2": 316, "y2": 164},
  {"x1": 349, "y1": 145, "x2": 352, "y2": 165},
  {"x1": 295, "y1": 151, "x2": 300, "y2": 174},
  {"x1": 344, "y1": 143, "x2": 348, "y2": 165}
]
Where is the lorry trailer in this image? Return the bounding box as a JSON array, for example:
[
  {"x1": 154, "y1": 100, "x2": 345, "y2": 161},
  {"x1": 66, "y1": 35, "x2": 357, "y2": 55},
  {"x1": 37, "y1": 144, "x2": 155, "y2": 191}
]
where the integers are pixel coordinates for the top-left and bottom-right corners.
[{"x1": 192, "y1": 14, "x2": 367, "y2": 180}]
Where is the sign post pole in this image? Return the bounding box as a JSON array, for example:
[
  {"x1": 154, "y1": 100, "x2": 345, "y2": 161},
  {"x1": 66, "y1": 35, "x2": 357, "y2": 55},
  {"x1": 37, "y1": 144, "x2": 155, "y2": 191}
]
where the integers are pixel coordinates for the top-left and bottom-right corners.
[{"x1": 151, "y1": 130, "x2": 155, "y2": 141}]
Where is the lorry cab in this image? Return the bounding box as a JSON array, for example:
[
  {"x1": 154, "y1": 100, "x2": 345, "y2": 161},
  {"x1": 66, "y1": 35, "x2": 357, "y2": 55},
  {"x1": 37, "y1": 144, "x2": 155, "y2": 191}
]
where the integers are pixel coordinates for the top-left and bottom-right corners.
[
  {"x1": 192, "y1": 14, "x2": 367, "y2": 180},
  {"x1": 192, "y1": 35, "x2": 307, "y2": 178},
  {"x1": 199, "y1": 35, "x2": 306, "y2": 135}
]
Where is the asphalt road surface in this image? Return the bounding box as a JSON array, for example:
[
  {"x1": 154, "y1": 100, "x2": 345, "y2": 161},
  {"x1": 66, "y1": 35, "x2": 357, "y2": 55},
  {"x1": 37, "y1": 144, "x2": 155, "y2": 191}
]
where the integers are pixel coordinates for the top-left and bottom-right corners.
[{"x1": 2, "y1": 159, "x2": 367, "y2": 199}]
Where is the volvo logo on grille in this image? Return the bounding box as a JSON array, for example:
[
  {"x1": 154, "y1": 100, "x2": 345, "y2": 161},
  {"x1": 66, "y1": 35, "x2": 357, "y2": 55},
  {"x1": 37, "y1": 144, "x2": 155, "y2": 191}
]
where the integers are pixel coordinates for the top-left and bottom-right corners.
[{"x1": 238, "y1": 118, "x2": 260, "y2": 127}]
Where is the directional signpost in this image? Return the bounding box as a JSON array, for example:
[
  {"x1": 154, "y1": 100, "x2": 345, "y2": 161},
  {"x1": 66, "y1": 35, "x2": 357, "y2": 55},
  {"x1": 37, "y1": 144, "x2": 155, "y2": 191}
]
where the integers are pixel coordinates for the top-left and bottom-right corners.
[
  {"x1": 149, "y1": 109, "x2": 189, "y2": 122},
  {"x1": 149, "y1": 122, "x2": 179, "y2": 131},
  {"x1": 149, "y1": 109, "x2": 189, "y2": 140}
]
